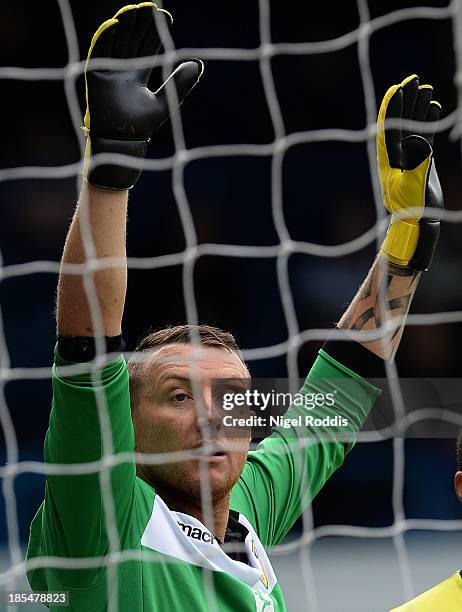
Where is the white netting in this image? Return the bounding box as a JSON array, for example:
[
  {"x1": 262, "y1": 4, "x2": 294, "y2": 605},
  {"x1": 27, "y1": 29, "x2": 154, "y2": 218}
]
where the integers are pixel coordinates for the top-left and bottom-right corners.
[{"x1": 2, "y1": 1, "x2": 462, "y2": 610}]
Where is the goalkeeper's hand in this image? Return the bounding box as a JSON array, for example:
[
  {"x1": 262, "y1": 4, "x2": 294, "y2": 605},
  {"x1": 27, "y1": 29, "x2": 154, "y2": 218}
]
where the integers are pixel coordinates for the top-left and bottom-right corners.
[
  {"x1": 377, "y1": 74, "x2": 443, "y2": 271},
  {"x1": 83, "y1": 3, "x2": 204, "y2": 190}
]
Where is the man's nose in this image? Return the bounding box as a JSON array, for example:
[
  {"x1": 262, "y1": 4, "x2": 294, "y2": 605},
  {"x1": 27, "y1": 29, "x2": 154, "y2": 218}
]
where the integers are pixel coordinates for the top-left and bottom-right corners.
[
  {"x1": 195, "y1": 393, "x2": 213, "y2": 418},
  {"x1": 195, "y1": 394, "x2": 223, "y2": 433}
]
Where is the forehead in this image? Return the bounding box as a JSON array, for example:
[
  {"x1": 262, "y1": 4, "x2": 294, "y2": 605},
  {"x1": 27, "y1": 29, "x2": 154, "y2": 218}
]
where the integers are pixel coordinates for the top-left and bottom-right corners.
[{"x1": 142, "y1": 343, "x2": 249, "y2": 383}]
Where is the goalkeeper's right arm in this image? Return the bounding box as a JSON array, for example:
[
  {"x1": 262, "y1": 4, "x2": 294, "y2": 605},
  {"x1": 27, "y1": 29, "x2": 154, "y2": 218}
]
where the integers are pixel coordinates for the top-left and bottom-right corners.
[
  {"x1": 57, "y1": 3, "x2": 203, "y2": 342},
  {"x1": 27, "y1": 2, "x2": 203, "y2": 586}
]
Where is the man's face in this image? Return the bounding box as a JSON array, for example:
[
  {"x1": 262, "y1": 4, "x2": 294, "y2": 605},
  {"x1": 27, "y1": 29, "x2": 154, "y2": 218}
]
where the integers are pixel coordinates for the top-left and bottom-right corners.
[{"x1": 132, "y1": 343, "x2": 251, "y2": 506}]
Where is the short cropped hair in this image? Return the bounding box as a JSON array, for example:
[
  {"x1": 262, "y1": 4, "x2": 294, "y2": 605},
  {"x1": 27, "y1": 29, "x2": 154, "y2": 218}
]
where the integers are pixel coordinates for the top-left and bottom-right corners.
[{"x1": 127, "y1": 324, "x2": 246, "y2": 405}]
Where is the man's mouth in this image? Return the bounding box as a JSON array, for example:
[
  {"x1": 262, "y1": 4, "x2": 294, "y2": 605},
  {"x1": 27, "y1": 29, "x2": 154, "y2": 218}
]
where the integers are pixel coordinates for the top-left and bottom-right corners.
[
  {"x1": 190, "y1": 445, "x2": 227, "y2": 458},
  {"x1": 203, "y1": 450, "x2": 228, "y2": 463}
]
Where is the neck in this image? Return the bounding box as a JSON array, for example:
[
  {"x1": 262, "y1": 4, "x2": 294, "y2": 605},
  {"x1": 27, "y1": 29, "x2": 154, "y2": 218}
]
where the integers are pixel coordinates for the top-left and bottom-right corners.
[
  {"x1": 139, "y1": 469, "x2": 230, "y2": 541},
  {"x1": 166, "y1": 493, "x2": 231, "y2": 543}
]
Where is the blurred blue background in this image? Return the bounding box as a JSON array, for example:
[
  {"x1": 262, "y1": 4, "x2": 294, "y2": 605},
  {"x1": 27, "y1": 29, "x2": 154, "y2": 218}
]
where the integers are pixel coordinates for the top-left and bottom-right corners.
[{"x1": 0, "y1": 0, "x2": 462, "y2": 606}]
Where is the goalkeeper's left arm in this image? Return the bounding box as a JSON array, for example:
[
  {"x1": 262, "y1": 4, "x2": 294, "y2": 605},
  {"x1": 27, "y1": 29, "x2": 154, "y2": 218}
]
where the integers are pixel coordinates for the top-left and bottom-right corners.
[
  {"x1": 338, "y1": 74, "x2": 443, "y2": 361},
  {"x1": 230, "y1": 75, "x2": 444, "y2": 547}
]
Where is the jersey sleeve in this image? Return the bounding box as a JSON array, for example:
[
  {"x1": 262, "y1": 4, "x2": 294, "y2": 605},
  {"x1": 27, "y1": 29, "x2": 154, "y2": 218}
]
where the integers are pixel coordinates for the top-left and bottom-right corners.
[
  {"x1": 230, "y1": 349, "x2": 381, "y2": 547},
  {"x1": 30, "y1": 346, "x2": 136, "y2": 587}
]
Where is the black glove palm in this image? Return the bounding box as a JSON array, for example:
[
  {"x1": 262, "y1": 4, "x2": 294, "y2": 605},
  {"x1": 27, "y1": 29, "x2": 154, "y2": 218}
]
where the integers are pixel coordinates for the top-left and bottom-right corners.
[{"x1": 83, "y1": 3, "x2": 203, "y2": 190}]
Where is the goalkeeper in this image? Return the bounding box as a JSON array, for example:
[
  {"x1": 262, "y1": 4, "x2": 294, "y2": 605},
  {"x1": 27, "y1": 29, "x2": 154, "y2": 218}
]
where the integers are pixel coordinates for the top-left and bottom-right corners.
[{"x1": 26, "y1": 4, "x2": 444, "y2": 611}]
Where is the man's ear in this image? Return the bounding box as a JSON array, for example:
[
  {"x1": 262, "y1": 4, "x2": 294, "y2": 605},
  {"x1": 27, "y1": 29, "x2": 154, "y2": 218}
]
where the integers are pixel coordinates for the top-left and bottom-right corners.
[{"x1": 454, "y1": 471, "x2": 462, "y2": 502}]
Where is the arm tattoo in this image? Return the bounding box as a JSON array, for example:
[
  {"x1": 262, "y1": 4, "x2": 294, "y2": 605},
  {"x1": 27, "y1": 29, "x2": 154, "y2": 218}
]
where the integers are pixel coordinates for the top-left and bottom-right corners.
[{"x1": 337, "y1": 255, "x2": 421, "y2": 360}]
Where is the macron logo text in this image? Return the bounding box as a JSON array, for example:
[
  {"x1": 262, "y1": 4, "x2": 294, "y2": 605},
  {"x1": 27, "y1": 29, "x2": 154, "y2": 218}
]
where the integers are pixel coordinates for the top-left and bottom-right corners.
[{"x1": 177, "y1": 521, "x2": 217, "y2": 545}]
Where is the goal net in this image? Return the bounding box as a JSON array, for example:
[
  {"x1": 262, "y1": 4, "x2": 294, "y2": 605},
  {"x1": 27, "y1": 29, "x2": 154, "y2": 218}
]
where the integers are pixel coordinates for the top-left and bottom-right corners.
[{"x1": 1, "y1": 0, "x2": 462, "y2": 610}]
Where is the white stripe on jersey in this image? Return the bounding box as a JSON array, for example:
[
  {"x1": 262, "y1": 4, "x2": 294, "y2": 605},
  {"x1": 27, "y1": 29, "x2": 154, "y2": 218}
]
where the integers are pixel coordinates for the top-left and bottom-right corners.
[{"x1": 140, "y1": 495, "x2": 277, "y2": 594}]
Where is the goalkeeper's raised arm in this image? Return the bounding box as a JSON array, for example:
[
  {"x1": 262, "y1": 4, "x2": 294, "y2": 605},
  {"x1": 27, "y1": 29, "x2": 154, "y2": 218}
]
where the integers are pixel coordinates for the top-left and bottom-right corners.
[
  {"x1": 337, "y1": 74, "x2": 443, "y2": 362},
  {"x1": 57, "y1": 5, "x2": 202, "y2": 340}
]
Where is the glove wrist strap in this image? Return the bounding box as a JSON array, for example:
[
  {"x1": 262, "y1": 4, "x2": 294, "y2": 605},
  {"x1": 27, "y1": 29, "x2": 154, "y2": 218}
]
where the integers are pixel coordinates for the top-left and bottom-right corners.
[
  {"x1": 380, "y1": 218, "x2": 420, "y2": 268},
  {"x1": 380, "y1": 217, "x2": 441, "y2": 271},
  {"x1": 87, "y1": 136, "x2": 148, "y2": 190}
]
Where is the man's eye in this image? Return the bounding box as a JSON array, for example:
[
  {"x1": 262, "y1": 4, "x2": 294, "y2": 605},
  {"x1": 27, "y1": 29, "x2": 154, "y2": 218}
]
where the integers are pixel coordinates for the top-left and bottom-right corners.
[{"x1": 172, "y1": 393, "x2": 188, "y2": 403}]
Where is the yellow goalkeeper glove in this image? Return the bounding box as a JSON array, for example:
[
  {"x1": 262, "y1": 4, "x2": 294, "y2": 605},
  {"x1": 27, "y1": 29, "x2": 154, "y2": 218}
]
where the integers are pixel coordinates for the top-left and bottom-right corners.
[
  {"x1": 83, "y1": 3, "x2": 204, "y2": 190},
  {"x1": 377, "y1": 74, "x2": 444, "y2": 270}
]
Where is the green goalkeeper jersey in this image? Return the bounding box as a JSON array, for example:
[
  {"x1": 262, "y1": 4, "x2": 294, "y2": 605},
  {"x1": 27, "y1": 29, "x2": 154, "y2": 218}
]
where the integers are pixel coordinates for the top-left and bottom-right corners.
[{"x1": 26, "y1": 347, "x2": 380, "y2": 611}]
